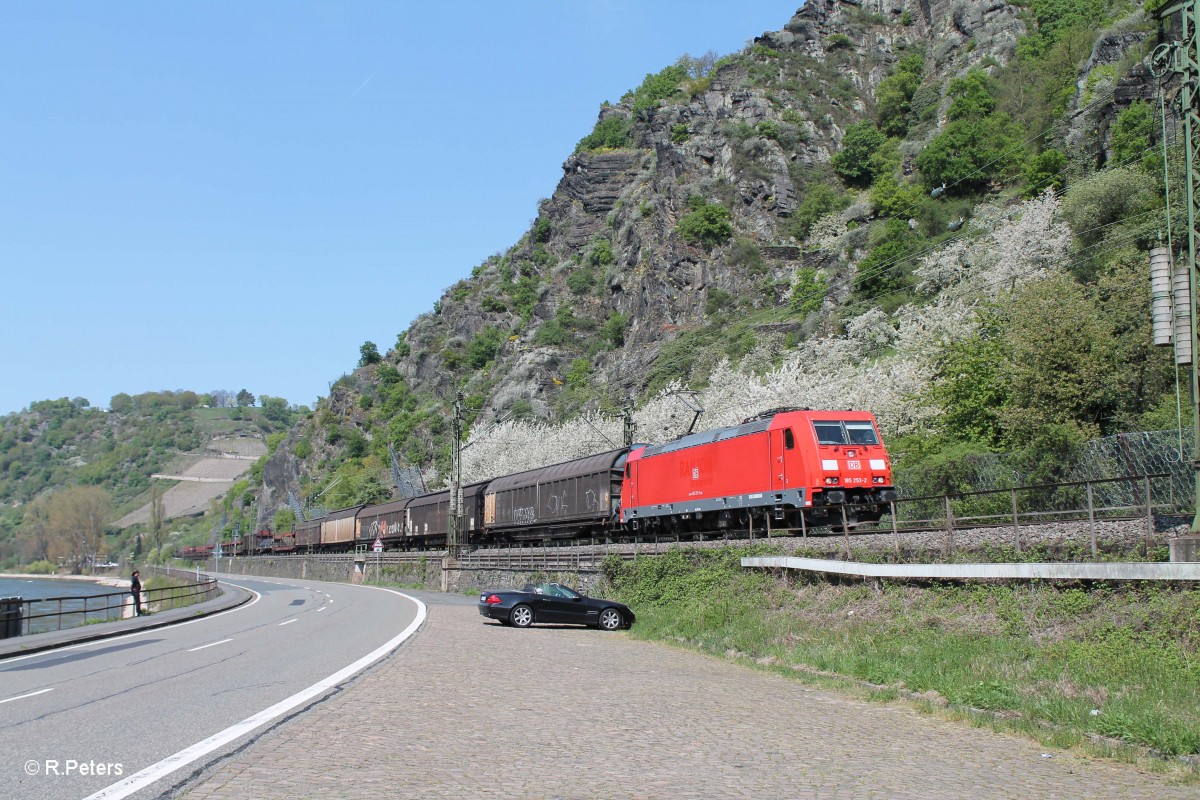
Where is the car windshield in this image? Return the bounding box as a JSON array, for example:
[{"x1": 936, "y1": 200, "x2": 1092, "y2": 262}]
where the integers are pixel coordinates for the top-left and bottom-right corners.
[
  {"x1": 531, "y1": 583, "x2": 580, "y2": 598},
  {"x1": 813, "y1": 420, "x2": 879, "y2": 446}
]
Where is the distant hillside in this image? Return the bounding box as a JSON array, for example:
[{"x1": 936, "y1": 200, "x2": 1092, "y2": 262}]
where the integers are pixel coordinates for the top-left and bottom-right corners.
[
  {"x1": 115, "y1": 437, "x2": 266, "y2": 527},
  {"x1": 0, "y1": 392, "x2": 300, "y2": 567}
]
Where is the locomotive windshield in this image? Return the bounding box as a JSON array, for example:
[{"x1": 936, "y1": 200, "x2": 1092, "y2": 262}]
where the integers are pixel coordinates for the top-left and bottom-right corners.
[{"x1": 813, "y1": 420, "x2": 880, "y2": 446}]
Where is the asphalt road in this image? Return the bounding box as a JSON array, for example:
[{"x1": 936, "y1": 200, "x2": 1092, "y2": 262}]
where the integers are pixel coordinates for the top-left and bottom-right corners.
[{"x1": 0, "y1": 575, "x2": 423, "y2": 800}]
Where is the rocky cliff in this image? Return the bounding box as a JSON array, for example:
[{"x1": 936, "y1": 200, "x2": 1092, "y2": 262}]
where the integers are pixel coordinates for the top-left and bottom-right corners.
[{"x1": 257, "y1": 0, "x2": 1168, "y2": 522}]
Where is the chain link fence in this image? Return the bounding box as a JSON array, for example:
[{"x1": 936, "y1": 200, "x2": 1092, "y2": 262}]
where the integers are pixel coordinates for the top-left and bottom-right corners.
[{"x1": 898, "y1": 430, "x2": 1193, "y2": 515}]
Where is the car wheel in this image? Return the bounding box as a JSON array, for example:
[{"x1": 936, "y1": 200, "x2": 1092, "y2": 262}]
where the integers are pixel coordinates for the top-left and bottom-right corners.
[
  {"x1": 510, "y1": 604, "x2": 534, "y2": 628},
  {"x1": 598, "y1": 608, "x2": 622, "y2": 631}
]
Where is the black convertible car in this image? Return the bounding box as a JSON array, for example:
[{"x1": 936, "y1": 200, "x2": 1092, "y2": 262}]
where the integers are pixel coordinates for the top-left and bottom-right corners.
[{"x1": 478, "y1": 582, "x2": 635, "y2": 630}]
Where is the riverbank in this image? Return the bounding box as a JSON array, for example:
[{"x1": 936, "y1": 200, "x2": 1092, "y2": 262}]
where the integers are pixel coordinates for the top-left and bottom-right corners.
[{"x1": 0, "y1": 572, "x2": 128, "y2": 587}]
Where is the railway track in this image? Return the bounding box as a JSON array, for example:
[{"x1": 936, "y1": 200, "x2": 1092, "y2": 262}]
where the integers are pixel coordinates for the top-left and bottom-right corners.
[{"x1": 227, "y1": 511, "x2": 1189, "y2": 573}]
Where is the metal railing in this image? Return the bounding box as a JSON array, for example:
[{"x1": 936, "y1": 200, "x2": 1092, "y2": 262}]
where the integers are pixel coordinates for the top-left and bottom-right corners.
[
  {"x1": 861, "y1": 473, "x2": 1171, "y2": 557},
  {"x1": 4, "y1": 575, "x2": 220, "y2": 636}
]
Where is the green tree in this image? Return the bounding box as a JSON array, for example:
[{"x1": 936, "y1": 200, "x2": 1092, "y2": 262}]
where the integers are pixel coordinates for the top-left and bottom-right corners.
[
  {"x1": 875, "y1": 51, "x2": 925, "y2": 136},
  {"x1": 45, "y1": 486, "x2": 110, "y2": 572},
  {"x1": 235, "y1": 389, "x2": 256, "y2": 407},
  {"x1": 260, "y1": 396, "x2": 291, "y2": 425},
  {"x1": 790, "y1": 268, "x2": 828, "y2": 315},
  {"x1": 624, "y1": 63, "x2": 689, "y2": 113},
  {"x1": 149, "y1": 483, "x2": 165, "y2": 558},
  {"x1": 602, "y1": 312, "x2": 627, "y2": 348},
  {"x1": 1030, "y1": 0, "x2": 1105, "y2": 43},
  {"x1": 946, "y1": 70, "x2": 997, "y2": 120},
  {"x1": 356, "y1": 475, "x2": 391, "y2": 505},
  {"x1": 870, "y1": 174, "x2": 924, "y2": 219},
  {"x1": 792, "y1": 183, "x2": 849, "y2": 240},
  {"x1": 853, "y1": 222, "x2": 917, "y2": 299},
  {"x1": 677, "y1": 202, "x2": 734, "y2": 249},
  {"x1": 589, "y1": 239, "x2": 614, "y2": 266},
  {"x1": 928, "y1": 325, "x2": 1009, "y2": 446},
  {"x1": 273, "y1": 507, "x2": 296, "y2": 533},
  {"x1": 918, "y1": 68, "x2": 1026, "y2": 193},
  {"x1": 1022, "y1": 149, "x2": 1067, "y2": 198},
  {"x1": 358, "y1": 341, "x2": 382, "y2": 367},
  {"x1": 999, "y1": 275, "x2": 1119, "y2": 446},
  {"x1": 832, "y1": 122, "x2": 887, "y2": 186},
  {"x1": 1059, "y1": 166, "x2": 1161, "y2": 250},
  {"x1": 1109, "y1": 102, "x2": 1158, "y2": 173},
  {"x1": 467, "y1": 327, "x2": 504, "y2": 369},
  {"x1": 916, "y1": 113, "x2": 1024, "y2": 193}
]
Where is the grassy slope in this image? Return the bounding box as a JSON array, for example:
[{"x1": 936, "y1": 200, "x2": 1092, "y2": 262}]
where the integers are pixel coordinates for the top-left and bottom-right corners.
[{"x1": 601, "y1": 546, "x2": 1200, "y2": 765}]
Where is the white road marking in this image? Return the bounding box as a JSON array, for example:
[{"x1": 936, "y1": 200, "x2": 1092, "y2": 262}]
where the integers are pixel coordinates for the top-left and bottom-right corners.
[
  {"x1": 85, "y1": 590, "x2": 427, "y2": 800},
  {"x1": 0, "y1": 687, "x2": 54, "y2": 704},
  {"x1": 278, "y1": 619, "x2": 297, "y2": 626},
  {"x1": 316, "y1": 606, "x2": 326, "y2": 612},
  {"x1": 187, "y1": 639, "x2": 232, "y2": 652}
]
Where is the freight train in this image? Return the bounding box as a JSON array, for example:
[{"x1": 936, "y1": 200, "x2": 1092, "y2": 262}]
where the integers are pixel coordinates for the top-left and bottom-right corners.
[{"x1": 198, "y1": 408, "x2": 897, "y2": 555}]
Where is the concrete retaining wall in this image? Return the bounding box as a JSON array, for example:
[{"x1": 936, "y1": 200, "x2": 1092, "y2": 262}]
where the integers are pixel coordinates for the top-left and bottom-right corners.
[
  {"x1": 445, "y1": 566, "x2": 603, "y2": 595},
  {"x1": 211, "y1": 556, "x2": 602, "y2": 595}
]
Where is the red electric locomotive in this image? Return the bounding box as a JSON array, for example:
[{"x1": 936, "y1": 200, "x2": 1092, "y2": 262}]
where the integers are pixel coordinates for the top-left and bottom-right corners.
[
  {"x1": 620, "y1": 408, "x2": 896, "y2": 534},
  {"x1": 260, "y1": 407, "x2": 897, "y2": 554}
]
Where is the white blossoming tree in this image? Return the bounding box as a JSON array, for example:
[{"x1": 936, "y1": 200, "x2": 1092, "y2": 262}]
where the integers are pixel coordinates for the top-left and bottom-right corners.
[{"x1": 459, "y1": 194, "x2": 1073, "y2": 480}]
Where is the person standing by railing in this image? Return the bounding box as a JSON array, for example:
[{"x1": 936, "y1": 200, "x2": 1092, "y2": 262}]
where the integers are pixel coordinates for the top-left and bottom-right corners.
[{"x1": 130, "y1": 569, "x2": 144, "y2": 616}]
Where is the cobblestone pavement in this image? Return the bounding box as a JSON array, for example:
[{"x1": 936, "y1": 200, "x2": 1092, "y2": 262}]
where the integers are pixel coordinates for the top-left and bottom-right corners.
[{"x1": 177, "y1": 594, "x2": 1193, "y2": 800}]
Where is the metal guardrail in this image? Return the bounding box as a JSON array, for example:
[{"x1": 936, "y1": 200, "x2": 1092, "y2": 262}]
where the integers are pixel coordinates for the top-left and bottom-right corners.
[
  {"x1": 741, "y1": 556, "x2": 1200, "y2": 582},
  {"x1": 1, "y1": 575, "x2": 220, "y2": 637}
]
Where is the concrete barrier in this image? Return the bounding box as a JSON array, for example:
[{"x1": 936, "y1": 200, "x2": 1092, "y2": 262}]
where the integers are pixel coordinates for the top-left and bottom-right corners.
[{"x1": 1169, "y1": 536, "x2": 1200, "y2": 562}]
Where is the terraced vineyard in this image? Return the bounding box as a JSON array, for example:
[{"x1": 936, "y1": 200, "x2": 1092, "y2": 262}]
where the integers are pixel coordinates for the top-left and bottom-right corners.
[{"x1": 116, "y1": 437, "x2": 266, "y2": 526}]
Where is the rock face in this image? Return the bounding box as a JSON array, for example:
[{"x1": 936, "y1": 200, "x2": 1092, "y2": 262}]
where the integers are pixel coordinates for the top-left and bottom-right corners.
[{"x1": 259, "y1": 1, "x2": 1160, "y2": 515}]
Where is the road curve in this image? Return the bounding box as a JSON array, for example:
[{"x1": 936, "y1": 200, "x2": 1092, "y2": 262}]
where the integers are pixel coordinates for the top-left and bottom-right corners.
[{"x1": 0, "y1": 575, "x2": 423, "y2": 800}]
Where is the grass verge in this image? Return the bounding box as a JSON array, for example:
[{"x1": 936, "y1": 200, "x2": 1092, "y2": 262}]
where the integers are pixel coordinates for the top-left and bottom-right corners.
[{"x1": 601, "y1": 545, "x2": 1200, "y2": 774}]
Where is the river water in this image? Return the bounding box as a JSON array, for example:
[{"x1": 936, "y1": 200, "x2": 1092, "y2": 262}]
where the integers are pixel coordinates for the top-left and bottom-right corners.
[{"x1": 0, "y1": 575, "x2": 130, "y2": 634}]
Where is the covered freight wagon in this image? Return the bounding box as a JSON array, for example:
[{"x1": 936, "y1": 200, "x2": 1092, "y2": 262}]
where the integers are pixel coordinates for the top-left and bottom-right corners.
[
  {"x1": 483, "y1": 448, "x2": 629, "y2": 541},
  {"x1": 405, "y1": 481, "x2": 487, "y2": 545},
  {"x1": 293, "y1": 519, "x2": 322, "y2": 550},
  {"x1": 319, "y1": 504, "x2": 369, "y2": 547},
  {"x1": 356, "y1": 499, "x2": 410, "y2": 548}
]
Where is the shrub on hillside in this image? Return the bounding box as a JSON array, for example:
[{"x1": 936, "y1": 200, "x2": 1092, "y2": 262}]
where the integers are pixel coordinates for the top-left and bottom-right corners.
[{"x1": 677, "y1": 202, "x2": 734, "y2": 249}]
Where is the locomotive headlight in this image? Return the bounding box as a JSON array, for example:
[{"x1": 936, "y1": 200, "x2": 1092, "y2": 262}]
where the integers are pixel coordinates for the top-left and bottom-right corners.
[
  {"x1": 872, "y1": 476, "x2": 886, "y2": 484},
  {"x1": 824, "y1": 477, "x2": 840, "y2": 485}
]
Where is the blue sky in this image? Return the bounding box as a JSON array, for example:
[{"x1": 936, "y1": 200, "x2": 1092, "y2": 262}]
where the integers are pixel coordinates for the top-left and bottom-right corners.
[{"x1": 1, "y1": 2, "x2": 799, "y2": 416}]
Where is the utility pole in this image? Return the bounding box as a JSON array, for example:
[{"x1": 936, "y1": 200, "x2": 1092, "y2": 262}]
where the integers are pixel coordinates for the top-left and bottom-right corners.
[
  {"x1": 1153, "y1": 2, "x2": 1200, "y2": 529},
  {"x1": 623, "y1": 406, "x2": 636, "y2": 447},
  {"x1": 449, "y1": 391, "x2": 464, "y2": 557}
]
